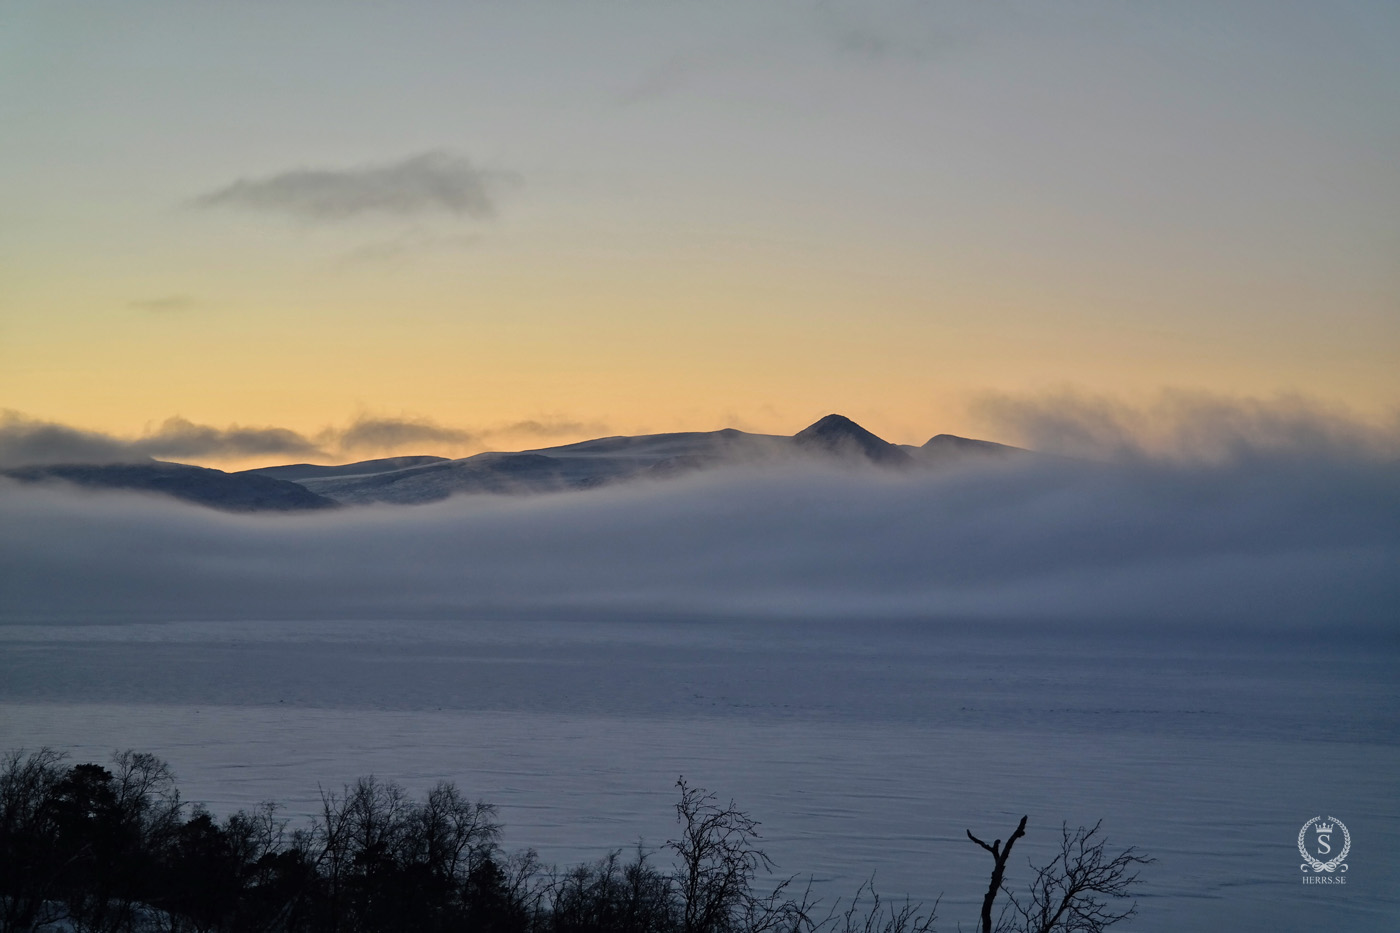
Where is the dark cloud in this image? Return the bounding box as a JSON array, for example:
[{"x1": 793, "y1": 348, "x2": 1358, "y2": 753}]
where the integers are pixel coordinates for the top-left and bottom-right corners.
[
  {"x1": 2, "y1": 445, "x2": 1395, "y2": 630},
  {"x1": 127, "y1": 295, "x2": 198, "y2": 313},
  {"x1": 0, "y1": 412, "x2": 140, "y2": 467},
  {"x1": 0, "y1": 412, "x2": 610, "y2": 468},
  {"x1": 0, "y1": 413, "x2": 326, "y2": 468},
  {"x1": 194, "y1": 152, "x2": 515, "y2": 223},
  {"x1": 141, "y1": 417, "x2": 327, "y2": 461},
  {"x1": 335, "y1": 417, "x2": 478, "y2": 453}
]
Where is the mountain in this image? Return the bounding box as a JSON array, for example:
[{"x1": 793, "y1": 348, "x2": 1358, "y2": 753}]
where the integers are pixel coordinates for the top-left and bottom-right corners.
[
  {"x1": 246, "y1": 455, "x2": 448, "y2": 482},
  {"x1": 1, "y1": 461, "x2": 340, "y2": 512},
  {"x1": 917, "y1": 434, "x2": 1027, "y2": 461},
  {"x1": 285, "y1": 429, "x2": 791, "y2": 505},
  {"x1": 793, "y1": 414, "x2": 914, "y2": 466},
  {"x1": 522, "y1": 427, "x2": 775, "y2": 462},
  {"x1": 292, "y1": 452, "x2": 580, "y2": 505},
  {"x1": 283, "y1": 416, "x2": 920, "y2": 505},
  {"x1": 3, "y1": 416, "x2": 1022, "y2": 510}
]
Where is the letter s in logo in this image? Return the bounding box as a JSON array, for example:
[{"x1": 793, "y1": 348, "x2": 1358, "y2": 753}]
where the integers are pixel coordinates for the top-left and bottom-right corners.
[{"x1": 1317, "y1": 834, "x2": 1331, "y2": 856}]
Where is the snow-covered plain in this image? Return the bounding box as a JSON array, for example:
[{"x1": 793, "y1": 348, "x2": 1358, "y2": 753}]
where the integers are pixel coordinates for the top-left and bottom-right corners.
[{"x1": 2, "y1": 618, "x2": 1396, "y2": 932}]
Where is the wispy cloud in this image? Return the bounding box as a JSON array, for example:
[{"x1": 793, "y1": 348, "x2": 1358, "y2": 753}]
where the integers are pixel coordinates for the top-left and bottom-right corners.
[
  {"x1": 333, "y1": 416, "x2": 478, "y2": 453},
  {"x1": 619, "y1": 52, "x2": 714, "y2": 105},
  {"x1": 822, "y1": 23, "x2": 942, "y2": 63},
  {"x1": 502, "y1": 418, "x2": 610, "y2": 439},
  {"x1": 127, "y1": 295, "x2": 198, "y2": 313},
  {"x1": 616, "y1": 7, "x2": 946, "y2": 107},
  {"x1": 334, "y1": 230, "x2": 483, "y2": 267},
  {"x1": 194, "y1": 152, "x2": 516, "y2": 223},
  {"x1": 970, "y1": 389, "x2": 1400, "y2": 463},
  {"x1": 0, "y1": 412, "x2": 612, "y2": 468},
  {"x1": 327, "y1": 415, "x2": 612, "y2": 454}
]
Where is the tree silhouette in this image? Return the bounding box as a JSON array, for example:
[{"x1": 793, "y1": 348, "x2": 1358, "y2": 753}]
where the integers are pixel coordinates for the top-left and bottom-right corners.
[
  {"x1": 967, "y1": 816, "x2": 1150, "y2": 933},
  {"x1": 666, "y1": 777, "x2": 812, "y2": 933},
  {"x1": 1, "y1": 748, "x2": 1154, "y2": 933},
  {"x1": 1004, "y1": 821, "x2": 1152, "y2": 933},
  {"x1": 967, "y1": 815, "x2": 1027, "y2": 933}
]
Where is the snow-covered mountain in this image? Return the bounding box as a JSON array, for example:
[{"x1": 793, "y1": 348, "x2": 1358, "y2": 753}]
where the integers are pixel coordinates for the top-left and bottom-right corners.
[
  {"x1": 241, "y1": 415, "x2": 1025, "y2": 506},
  {"x1": 1, "y1": 416, "x2": 1025, "y2": 510}
]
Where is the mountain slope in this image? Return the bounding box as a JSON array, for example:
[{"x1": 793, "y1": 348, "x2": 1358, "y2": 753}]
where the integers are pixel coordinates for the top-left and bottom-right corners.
[
  {"x1": 291, "y1": 416, "x2": 919, "y2": 505},
  {"x1": 294, "y1": 430, "x2": 789, "y2": 505},
  {"x1": 2, "y1": 462, "x2": 339, "y2": 512},
  {"x1": 918, "y1": 434, "x2": 1027, "y2": 460},
  {"x1": 245, "y1": 455, "x2": 448, "y2": 482}
]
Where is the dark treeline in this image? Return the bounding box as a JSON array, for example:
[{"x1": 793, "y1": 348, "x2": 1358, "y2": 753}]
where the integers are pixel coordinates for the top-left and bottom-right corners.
[{"x1": 0, "y1": 749, "x2": 1147, "y2": 933}]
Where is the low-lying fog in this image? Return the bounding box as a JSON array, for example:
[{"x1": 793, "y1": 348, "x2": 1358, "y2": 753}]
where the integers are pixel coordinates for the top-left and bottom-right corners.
[{"x1": 3, "y1": 444, "x2": 1397, "y2": 628}]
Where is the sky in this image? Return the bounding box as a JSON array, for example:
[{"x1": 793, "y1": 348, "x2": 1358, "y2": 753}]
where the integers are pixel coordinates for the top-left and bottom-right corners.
[{"x1": 2, "y1": 1, "x2": 1398, "y2": 468}]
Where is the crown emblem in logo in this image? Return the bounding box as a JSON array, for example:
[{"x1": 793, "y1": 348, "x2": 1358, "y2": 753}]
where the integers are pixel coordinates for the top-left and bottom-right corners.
[{"x1": 1314, "y1": 822, "x2": 1334, "y2": 833}]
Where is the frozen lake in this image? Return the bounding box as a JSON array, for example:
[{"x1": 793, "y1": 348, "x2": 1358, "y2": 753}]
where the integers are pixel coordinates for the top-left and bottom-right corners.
[{"x1": 1, "y1": 618, "x2": 1396, "y2": 931}]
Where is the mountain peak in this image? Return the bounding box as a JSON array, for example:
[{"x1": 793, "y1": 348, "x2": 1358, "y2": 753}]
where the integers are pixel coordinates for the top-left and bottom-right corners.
[
  {"x1": 803, "y1": 413, "x2": 861, "y2": 433},
  {"x1": 793, "y1": 415, "x2": 912, "y2": 466}
]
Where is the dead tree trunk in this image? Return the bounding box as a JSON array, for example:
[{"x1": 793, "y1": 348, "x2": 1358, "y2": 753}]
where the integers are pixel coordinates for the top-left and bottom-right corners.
[{"x1": 967, "y1": 815, "x2": 1027, "y2": 933}]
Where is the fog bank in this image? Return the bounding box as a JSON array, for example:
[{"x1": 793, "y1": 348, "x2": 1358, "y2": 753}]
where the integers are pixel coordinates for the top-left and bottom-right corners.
[{"x1": 3, "y1": 446, "x2": 1396, "y2": 629}]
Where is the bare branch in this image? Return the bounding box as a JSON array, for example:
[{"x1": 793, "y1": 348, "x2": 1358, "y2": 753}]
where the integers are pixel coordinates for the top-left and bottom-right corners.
[
  {"x1": 1005, "y1": 821, "x2": 1154, "y2": 933},
  {"x1": 967, "y1": 816, "x2": 1027, "y2": 933}
]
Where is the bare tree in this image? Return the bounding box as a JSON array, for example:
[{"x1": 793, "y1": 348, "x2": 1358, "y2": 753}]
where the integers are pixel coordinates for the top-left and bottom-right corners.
[
  {"x1": 0, "y1": 748, "x2": 70, "y2": 932},
  {"x1": 967, "y1": 817, "x2": 1150, "y2": 933},
  {"x1": 665, "y1": 777, "x2": 813, "y2": 933},
  {"x1": 822, "y1": 877, "x2": 938, "y2": 933},
  {"x1": 1003, "y1": 822, "x2": 1152, "y2": 933},
  {"x1": 544, "y1": 846, "x2": 677, "y2": 933},
  {"x1": 112, "y1": 749, "x2": 184, "y2": 855},
  {"x1": 223, "y1": 800, "x2": 288, "y2": 875},
  {"x1": 412, "y1": 779, "x2": 500, "y2": 885},
  {"x1": 967, "y1": 816, "x2": 1027, "y2": 933}
]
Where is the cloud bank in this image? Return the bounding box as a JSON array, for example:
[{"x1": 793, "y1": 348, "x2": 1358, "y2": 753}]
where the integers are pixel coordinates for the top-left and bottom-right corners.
[
  {"x1": 2, "y1": 447, "x2": 1396, "y2": 630},
  {"x1": 195, "y1": 152, "x2": 513, "y2": 223},
  {"x1": 0, "y1": 413, "x2": 608, "y2": 468},
  {"x1": 0, "y1": 413, "x2": 329, "y2": 466},
  {"x1": 972, "y1": 390, "x2": 1400, "y2": 463}
]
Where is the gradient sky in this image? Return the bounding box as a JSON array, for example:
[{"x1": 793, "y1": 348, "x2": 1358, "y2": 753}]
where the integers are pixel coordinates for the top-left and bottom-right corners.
[{"x1": 2, "y1": 1, "x2": 1397, "y2": 467}]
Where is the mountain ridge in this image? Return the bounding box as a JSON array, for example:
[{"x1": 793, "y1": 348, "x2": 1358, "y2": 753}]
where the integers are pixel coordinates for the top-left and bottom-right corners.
[
  {"x1": 1, "y1": 461, "x2": 340, "y2": 512},
  {"x1": 4, "y1": 415, "x2": 1025, "y2": 510}
]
